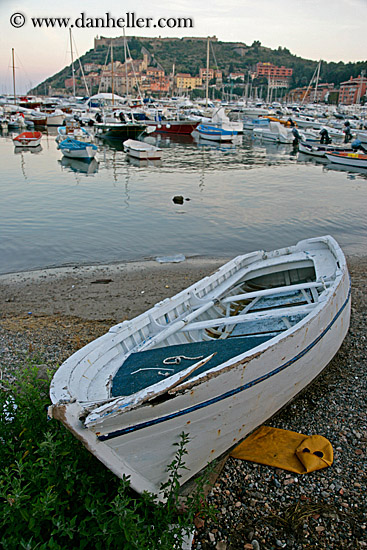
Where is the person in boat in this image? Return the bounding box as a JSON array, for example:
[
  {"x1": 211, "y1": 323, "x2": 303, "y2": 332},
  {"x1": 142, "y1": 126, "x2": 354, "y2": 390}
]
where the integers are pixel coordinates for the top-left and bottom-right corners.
[
  {"x1": 344, "y1": 121, "x2": 352, "y2": 143},
  {"x1": 95, "y1": 112, "x2": 102, "y2": 123},
  {"x1": 319, "y1": 128, "x2": 331, "y2": 144}
]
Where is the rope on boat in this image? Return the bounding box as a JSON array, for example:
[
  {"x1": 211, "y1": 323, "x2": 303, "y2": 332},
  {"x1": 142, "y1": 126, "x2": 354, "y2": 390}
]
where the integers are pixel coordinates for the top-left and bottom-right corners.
[{"x1": 163, "y1": 355, "x2": 204, "y2": 365}]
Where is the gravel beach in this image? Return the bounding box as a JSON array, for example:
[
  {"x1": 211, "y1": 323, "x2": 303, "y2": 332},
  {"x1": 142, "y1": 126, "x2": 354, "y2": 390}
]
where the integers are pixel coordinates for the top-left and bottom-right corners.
[{"x1": 0, "y1": 256, "x2": 366, "y2": 549}]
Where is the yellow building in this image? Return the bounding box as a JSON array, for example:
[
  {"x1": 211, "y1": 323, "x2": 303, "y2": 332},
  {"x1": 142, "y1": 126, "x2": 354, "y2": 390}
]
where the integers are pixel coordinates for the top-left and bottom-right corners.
[{"x1": 175, "y1": 73, "x2": 202, "y2": 89}]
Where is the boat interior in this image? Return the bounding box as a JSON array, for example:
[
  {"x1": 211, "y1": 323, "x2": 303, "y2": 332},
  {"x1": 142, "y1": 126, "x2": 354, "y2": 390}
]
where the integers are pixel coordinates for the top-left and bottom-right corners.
[{"x1": 111, "y1": 259, "x2": 330, "y2": 397}]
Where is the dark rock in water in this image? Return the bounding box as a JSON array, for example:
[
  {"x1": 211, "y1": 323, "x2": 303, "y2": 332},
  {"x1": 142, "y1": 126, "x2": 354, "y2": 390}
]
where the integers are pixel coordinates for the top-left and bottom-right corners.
[{"x1": 172, "y1": 195, "x2": 184, "y2": 204}]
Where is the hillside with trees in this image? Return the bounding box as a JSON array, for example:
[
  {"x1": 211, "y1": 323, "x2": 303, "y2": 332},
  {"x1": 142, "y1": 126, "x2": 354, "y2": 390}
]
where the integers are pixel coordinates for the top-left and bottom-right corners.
[{"x1": 30, "y1": 36, "x2": 367, "y2": 96}]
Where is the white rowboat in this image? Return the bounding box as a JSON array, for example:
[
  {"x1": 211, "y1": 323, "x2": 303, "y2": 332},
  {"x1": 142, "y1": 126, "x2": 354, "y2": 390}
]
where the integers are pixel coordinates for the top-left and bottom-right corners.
[
  {"x1": 49, "y1": 236, "x2": 350, "y2": 500},
  {"x1": 123, "y1": 139, "x2": 162, "y2": 160}
]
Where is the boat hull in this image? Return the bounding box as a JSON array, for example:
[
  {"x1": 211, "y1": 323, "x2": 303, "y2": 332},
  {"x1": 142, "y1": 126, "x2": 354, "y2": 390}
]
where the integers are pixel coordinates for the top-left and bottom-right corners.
[
  {"x1": 197, "y1": 124, "x2": 237, "y2": 142},
  {"x1": 45, "y1": 114, "x2": 65, "y2": 126},
  {"x1": 13, "y1": 131, "x2": 42, "y2": 148},
  {"x1": 145, "y1": 121, "x2": 199, "y2": 135},
  {"x1": 58, "y1": 137, "x2": 98, "y2": 160},
  {"x1": 49, "y1": 236, "x2": 350, "y2": 499},
  {"x1": 325, "y1": 152, "x2": 367, "y2": 168},
  {"x1": 95, "y1": 123, "x2": 146, "y2": 139},
  {"x1": 123, "y1": 139, "x2": 162, "y2": 160},
  {"x1": 61, "y1": 147, "x2": 97, "y2": 160},
  {"x1": 299, "y1": 142, "x2": 353, "y2": 158}
]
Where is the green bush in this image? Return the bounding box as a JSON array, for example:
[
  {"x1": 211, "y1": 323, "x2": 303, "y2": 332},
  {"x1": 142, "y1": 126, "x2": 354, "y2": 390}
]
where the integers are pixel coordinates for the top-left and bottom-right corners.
[{"x1": 0, "y1": 359, "x2": 214, "y2": 549}]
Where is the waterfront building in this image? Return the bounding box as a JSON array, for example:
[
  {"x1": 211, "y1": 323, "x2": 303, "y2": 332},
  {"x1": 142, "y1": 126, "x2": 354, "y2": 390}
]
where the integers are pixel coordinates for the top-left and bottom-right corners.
[{"x1": 339, "y1": 74, "x2": 367, "y2": 105}]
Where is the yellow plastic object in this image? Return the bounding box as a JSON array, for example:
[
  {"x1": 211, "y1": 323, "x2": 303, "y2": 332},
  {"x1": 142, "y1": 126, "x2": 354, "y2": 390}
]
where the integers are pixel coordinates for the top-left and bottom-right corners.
[{"x1": 230, "y1": 426, "x2": 333, "y2": 474}]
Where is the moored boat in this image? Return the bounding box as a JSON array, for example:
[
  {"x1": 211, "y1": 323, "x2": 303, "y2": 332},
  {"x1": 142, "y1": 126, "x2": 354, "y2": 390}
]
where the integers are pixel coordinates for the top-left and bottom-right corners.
[
  {"x1": 325, "y1": 151, "x2": 367, "y2": 168},
  {"x1": 196, "y1": 123, "x2": 238, "y2": 142},
  {"x1": 123, "y1": 139, "x2": 162, "y2": 160},
  {"x1": 13, "y1": 131, "x2": 42, "y2": 147},
  {"x1": 56, "y1": 121, "x2": 93, "y2": 143},
  {"x1": 253, "y1": 121, "x2": 293, "y2": 144},
  {"x1": 7, "y1": 114, "x2": 27, "y2": 130},
  {"x1": 145, "y1": 119, "x2": 199, "y2": 135},
  {"x1": 58, "y1": 137, "x2": 98, "y2": 160},
  {"x1": 299, "y1": 141, "x2": 353, "y2": 158},
  {"x1": 49, "y1": 236, "x2": 350, "y2": 500}
]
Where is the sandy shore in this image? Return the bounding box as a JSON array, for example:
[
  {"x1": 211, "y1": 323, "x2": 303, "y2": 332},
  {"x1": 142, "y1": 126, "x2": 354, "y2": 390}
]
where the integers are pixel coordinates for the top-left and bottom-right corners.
[{"x1": 0, "y1": 257, "x2": 226, "y2": 322}]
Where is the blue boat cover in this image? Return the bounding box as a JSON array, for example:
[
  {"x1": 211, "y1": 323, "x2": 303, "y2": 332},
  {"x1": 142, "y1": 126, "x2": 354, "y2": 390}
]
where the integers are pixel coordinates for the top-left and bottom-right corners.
[
  {"x1": 59, "y1": 137, "x2": 97, "y2": 151},
  {"x1": 111, "y1": 334, "x2": 272, "y2": 397}
]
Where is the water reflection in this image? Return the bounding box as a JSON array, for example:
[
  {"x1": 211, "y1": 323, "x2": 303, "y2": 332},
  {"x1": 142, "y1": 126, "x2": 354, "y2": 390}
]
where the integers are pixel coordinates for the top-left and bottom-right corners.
[
  {"x1": 93, "y1": 130, "x2": 295, "y2": 173},
  {"x1": 297, "y1": 152, "x2": 328, "y2": 166},
  {"x1": 1, "y1": 125, "x2": 367, "y2": 275},
  {"x1": 14, "y1": 144, "x2": 43, "y2": 155},
  {"x1": 193, "y1": 134, "x2": 242, "y2": 152},
  {"x1": 59, "y1": 156, "x2": 99, "y2": 175},
  {"x1": 126, "y1": 156, "x2": 162, "y2": 168},
  {"x1": 150, "y1": 133, "x2": 194, "y2": 146},
  {"x1": 323, "y1": 162, "x2": 367, "y2": 180},
  {"x1": 95, "y1": 135, "x2": 125, "y2": 151}
]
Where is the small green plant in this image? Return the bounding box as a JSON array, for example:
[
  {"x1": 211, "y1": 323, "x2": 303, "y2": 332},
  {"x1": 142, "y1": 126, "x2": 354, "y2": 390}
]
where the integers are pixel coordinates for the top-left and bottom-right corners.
[{"x1": 0, "y1": 358, "x2": 214, "y2": 549}]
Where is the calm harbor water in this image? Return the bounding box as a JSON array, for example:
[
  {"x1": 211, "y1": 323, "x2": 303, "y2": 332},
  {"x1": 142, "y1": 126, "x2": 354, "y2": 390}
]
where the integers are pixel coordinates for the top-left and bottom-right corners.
[{"x1": 1, "y1": 129, "x2": 367, "y2": 275}]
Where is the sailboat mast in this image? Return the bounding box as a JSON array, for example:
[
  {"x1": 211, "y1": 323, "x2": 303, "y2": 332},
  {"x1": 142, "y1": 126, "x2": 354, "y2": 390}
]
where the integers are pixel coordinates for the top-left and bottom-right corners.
[
  {"x1": 171, "y1": 62, "x2": 175, "y2": 97},
  {"x1": 111, "y1": 41, "x2": 114, "y2": 106},
  {"x1": 123, "y1": 29, "x2": 129, "y2": 97},
  {"x1": 12, "y1": 48, "x2": 16, "y2": 105},
  {"x1": 314, "y1": 60, "x2": 321, "y2": 103},
  {"x1": 301, "y1": 61, "x2": 319, "y2": 105},
  {"x1": 69, "y1": 29, "x2": 76, "y2": 98},
  {"x1": 205, "y1": 37, "x2": 210, "y2": 109}
]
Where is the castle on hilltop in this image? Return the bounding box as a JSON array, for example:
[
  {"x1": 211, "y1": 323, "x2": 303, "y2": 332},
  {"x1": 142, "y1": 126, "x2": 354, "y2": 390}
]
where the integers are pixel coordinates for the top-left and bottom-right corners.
[{"x1": 94, "y1": 35, "x2": 218, "y2": 49}]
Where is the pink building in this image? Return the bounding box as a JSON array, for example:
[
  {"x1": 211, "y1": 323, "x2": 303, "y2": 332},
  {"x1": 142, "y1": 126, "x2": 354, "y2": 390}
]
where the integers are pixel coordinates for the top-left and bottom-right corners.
[{"x1": 339, "y1": 75, "x2": 367, "y2": 105}]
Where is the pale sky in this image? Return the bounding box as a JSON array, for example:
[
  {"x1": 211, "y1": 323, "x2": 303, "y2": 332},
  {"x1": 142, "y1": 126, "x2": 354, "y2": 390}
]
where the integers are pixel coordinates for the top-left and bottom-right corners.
[{"x1": 1, "y1": 0, "x2": 366, "y2": 94}]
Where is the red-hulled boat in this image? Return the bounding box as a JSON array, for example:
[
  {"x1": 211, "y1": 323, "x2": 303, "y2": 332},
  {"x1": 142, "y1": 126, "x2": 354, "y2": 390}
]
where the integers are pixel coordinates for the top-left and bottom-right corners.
[{"x1": 145, "y1": 120, "x2": 199, "y2": 135}]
